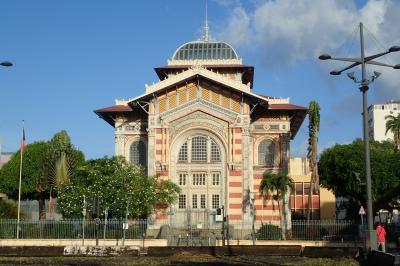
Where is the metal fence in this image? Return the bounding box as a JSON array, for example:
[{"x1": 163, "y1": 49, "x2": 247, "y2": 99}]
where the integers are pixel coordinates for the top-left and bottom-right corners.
[
  {"x1": 0, "y1": 219, "x2": 147, "y2": 240},
  {"x1": 0, "y1": 219, "x2": 359, "y2": 242},
  {"x1": 290, "y1": 220, "x2": 358, "y2": 241}
]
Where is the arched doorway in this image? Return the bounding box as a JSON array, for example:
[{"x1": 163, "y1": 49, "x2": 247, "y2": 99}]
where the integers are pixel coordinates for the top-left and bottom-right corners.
[{"x1": 170, "y1": 130, "x2": 226, "y2": 228}]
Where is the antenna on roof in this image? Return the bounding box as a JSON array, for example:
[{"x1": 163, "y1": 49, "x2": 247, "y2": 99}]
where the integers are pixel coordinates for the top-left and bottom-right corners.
[{"x1": 203, "y1": 0, "x2": 210, "y2": 42}]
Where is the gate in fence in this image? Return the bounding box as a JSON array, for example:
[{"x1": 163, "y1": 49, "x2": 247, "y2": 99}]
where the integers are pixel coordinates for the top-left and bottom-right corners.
[{"x1": 166, "y1": 208, "x2": 222, "y2": 246}]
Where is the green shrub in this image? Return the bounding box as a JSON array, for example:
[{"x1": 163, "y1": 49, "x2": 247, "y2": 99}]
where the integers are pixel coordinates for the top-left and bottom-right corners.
[
  {"x1": 0, "y1": 199, "x2": 24, "y2": 219},
  {"x1": 256, "y1": 223, "x2": 282, "y2": 240}
]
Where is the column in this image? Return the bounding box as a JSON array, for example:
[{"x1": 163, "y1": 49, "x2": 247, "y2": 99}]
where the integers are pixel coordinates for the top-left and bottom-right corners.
[
  {"x1": 147, "y1": 115, "x2": 156, "y2": 176},
  {"x1": 242, "y1": 115, "x2": 251, "y2": 224}
]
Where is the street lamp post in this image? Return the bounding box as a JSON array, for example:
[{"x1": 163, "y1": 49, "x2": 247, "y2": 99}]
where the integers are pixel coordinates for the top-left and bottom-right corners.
[
  {"x1": 319, "y1": 22, "x2": 400, "y2": 251},
  {"x1": 0, "y1": 61, "x2": 13, "y2": 67}
]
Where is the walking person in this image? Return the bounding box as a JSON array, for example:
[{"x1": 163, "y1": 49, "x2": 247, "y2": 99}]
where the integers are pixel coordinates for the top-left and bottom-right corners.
[{"x1": 376, "y1": 222, "x2": 386, "y2": 252}]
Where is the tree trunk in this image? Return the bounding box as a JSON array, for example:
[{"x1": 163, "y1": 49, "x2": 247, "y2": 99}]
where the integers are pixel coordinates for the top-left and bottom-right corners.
[
  {"x1": 278, "y1": 200, "x2": 286, "y2": 240},
  {"x1": 284, "y1": 186, "x2": 292, "y2": 239},
  {"x1": 307, "y1": 138, "x2": 319, "y2": 221},
  {"x1": 38, "y1": 193, "x2": 46, "y2": 220}
]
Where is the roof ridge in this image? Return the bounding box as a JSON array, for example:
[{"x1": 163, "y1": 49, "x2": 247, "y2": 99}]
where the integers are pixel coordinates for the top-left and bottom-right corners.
[{"x1": 143, "y1": 64, "x2": 250, "y2": 95}]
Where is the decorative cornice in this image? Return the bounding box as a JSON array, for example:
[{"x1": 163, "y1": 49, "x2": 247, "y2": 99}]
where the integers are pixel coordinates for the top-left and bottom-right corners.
[
  {"x1": 167, "y1": 59, "x2": 243, "y2": 66},
  {"x1": 268, "y1": 98, "x2": 290, "y2": 104}
]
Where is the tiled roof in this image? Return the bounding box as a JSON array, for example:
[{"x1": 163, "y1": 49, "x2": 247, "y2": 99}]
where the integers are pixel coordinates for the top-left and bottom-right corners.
[
  {"x1": 94, "y1": 105, "x2": 134, "y2": 127},
  {"x1": 269, "y1": 103, "x2": 308, "y2": 110},
  {"x1": 94, "y1": 105, "x2": 132, "y2": 112}
]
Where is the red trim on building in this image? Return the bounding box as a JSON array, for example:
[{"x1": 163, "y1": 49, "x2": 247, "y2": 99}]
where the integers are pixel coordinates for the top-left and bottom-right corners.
[
  {"x1": 254, "y1": 194, "x2": 266, "y2": 200},
  {"x1": 312, "y1": 196, "x2": 320, "y2": 209},
  {"x1": 234, "y1": 139, "x2": 242, "y2": 144},
  {"x1": 156, "y1": 139, "x2": 163, "y2": 144},
  {"x1": 234, "y1": 149, "x2": 242, "y2": 155},
  {"x1": 254, "y1": 174, "x2": 263, "y2": 180},
  {"x1": 254, "y1": 184, "x2": 260, "y2": 190},
  {"x1": 229, "y1": 182, "x2": 242, "y2": 187},
  {"x1": 255, "y1": 215, "x2": 280, "y2": 221},
  {"x1": 257, "y1": 195, "x2": 272, "y2": 200},
  {"x1": 229, "y1": 204, "x2": 242, "y2": 209},
  {"x1": 229, "y1": 193, "x2": 242, "y2": 198},
  {"x1": 268, "y1": 103, "x2": 308, "y2": 110},
  {"x1": 254, "y1": 205, "x2": 278, "y2": 210},
  {"x1": 234, "y1": 128, "x2": 241, "y2": 133},
  {"x1": 229, "y1": 214, "x2": 242, "y2": 220},
  {"x1": 229, "y1": 170, "x2": 242, "y2": 176},
  {"x1": 156, "y1": 213, "x2": 168, "y2": 220},
  {"x1": 304, "y1": 195, "x2": 310, "y2": 208},
  {"x1": 95, "y1": 105, "x2": 133, "y2": 112},
  {"x1": 155, "y1": 128, "x2": 163, "y2": 134},
  {"x1": 296, "y1": 196, "x2": 303, "y2": 208},
  {"x1": 156, "y1": 171, "x2": 169, "y2": 176}
]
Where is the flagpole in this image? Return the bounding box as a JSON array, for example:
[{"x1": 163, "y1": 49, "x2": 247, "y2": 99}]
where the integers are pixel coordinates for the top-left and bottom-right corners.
[{"x1": 16, "y1": 120, "x2": 24, "y2": 239}]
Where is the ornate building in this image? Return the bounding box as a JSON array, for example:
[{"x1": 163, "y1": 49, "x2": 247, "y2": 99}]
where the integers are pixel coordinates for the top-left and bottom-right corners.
[{"x1": 95, "y1": 31, "x2": 307, "y2": 227}]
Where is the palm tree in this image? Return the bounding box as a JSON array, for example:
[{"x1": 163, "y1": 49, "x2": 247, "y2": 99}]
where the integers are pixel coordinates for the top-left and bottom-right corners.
[
  {"x1": 385, "y1": 114, "x2": 400, "y2": 150},
  {"x1": 307, "y1": 101, "x2": 320, "y2": 220},
  {"x1": 259, "y1": 171, "x2": 294, "y2": 240},
  {"x1": 48, "y1": 152, "x2": 74, "y2": 219}
]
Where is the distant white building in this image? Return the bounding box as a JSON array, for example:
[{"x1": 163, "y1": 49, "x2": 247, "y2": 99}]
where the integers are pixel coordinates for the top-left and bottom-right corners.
[
  {"x1": 0, "y1": 151, "x2": 13, "y2": 199},
  {"x1": 368, "y1": 101, "x2": 400, "y2": 142},
  {"x1": 0, "y1": 152, "x2": 13, "y2": 169}
]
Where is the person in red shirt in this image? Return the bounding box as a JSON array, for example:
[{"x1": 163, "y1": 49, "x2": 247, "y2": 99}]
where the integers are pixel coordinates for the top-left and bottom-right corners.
[{"x1": 376, "y1": 223, "x2": 386, "y2": 252}]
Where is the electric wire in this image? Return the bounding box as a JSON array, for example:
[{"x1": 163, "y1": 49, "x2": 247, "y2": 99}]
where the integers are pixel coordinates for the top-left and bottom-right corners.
[
  {"x1": 364, "y1": 25, "x2": 393, "y2": 66},
  {"x1": 336, "y1": 24, "x2": 359, "y2": 71}
]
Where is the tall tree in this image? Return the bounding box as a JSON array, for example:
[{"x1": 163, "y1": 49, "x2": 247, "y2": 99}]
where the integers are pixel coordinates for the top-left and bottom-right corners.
[
  {"x1": 36, "y1": 130, "x2": 84, "y2": 219},
  {"x1": 306, "y1": 101, "x2": 320, "y2": 220},
  {"x1": 0, "y1": 142, "x2": 48, "y2": 200},
  {"x1": 319, "y1": 139, "x2": 400, "y2": 218},
  {"x1": 259, "y1": 171, "x2": 294, "y2": 240},
  {"x1": 385, "y1": 113, "x2": 400, "y2": 150},
  {"x1": 0, "y1": 131, "x2": 83, "y2": 220}
]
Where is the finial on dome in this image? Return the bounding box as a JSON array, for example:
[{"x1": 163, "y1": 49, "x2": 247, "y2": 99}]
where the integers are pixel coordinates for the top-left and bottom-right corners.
[{"x1": 203, "y1": 1, "x2": 209, "y2": 42}]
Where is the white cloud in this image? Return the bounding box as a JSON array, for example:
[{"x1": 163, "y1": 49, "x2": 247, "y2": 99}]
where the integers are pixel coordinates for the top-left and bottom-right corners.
[
  {"x1": 216, "y1": 0, "x2": 400, "y2": 99},
  {"x1": 218, "y1": 7, "x2": 252, "y2": 46}
]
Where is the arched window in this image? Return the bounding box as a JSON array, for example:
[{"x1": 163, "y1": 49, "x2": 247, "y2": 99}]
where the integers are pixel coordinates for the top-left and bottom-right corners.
[
  {"x1": 191, "y1": 136, "x2": 207, "y2": 161},
  {"x1": 130, "y1": 141, "x2": 147, "y2": 167},
  {"x1": 177, "y1": 135, "x2": 222, "y2": 163},
  {"x1": 178, "y1": 142, "x2": 188, "y2": 161},
  {"x1": 210, "y1": 140, "x2": 220, "y2": 161},
  {"x1": 258, "y1": 140, "x2": 275, "y2": 166}
]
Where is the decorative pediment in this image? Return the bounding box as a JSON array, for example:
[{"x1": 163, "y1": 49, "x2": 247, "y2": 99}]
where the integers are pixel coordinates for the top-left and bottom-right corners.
[
  {"x1": 146, "y1": 64, "x2": 250, "y2": 94},
  {"x1": 160, "y1": 97, "x2": 238, "y2": 124},
  {"x1": 128, "y1": 65, "x2": 268, "y2": 105},
  {"x1": 168, "y1": 110, "x2": 230, "y2": 144}
]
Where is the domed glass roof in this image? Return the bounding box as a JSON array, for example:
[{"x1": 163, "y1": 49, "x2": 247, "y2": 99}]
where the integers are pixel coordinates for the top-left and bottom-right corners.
[{"x1": 172, "y1": 41, "x2": 239, "y2": 61}]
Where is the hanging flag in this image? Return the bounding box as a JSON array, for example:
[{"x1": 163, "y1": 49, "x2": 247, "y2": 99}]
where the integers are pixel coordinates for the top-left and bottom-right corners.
[{"x1": 20, "y1": 125, "x2": 25, "y2": 153}]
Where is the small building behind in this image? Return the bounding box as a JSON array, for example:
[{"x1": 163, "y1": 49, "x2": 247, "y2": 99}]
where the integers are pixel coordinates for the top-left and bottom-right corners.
[
  {"x1": 289, "y1": 157, "x2": 336, "y2": 220},
  {"x1": 368, "y1": 100, "x2": 400, "y2": 142}
]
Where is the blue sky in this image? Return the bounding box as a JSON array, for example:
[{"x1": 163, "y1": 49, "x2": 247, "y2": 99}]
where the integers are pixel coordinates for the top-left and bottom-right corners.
[{"x1": 1, "y1": 0, "x2": 399, "y2": 159}]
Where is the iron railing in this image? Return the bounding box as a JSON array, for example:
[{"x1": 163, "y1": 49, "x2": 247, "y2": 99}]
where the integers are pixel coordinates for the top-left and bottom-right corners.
[
  {"x1": 0, "y1": 219, "x2": 359, "y2": 241},
  {"x1": 0, "y1": 219, "x2": 148, "y2": 239}
]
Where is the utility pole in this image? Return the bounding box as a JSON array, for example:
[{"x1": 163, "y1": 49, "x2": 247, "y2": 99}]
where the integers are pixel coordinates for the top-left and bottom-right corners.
[
  {"x1": 122, "y1": 203, "x2": 129, "y2": 246},
  {"x1": 319, "y1": 22, "x2": 400, "y2": 251},
  {"x1": 82, "y1": 195, "x2": 86, "y2": 246}
]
